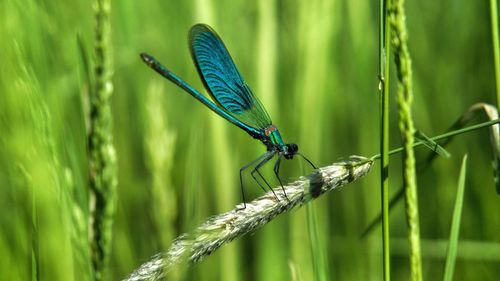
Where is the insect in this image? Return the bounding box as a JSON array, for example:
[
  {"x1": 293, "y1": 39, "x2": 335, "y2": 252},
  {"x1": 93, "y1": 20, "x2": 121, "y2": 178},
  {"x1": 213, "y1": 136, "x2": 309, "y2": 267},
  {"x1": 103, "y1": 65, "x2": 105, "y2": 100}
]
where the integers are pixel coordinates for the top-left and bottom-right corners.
[{"x1": 140, "y1": 24, "x2": 316, "y2": 207}]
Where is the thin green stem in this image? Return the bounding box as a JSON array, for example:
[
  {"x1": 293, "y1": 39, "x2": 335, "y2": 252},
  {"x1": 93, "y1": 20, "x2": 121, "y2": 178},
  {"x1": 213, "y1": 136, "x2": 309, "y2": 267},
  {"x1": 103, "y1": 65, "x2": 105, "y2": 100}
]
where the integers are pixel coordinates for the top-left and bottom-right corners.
[
  {"x1": 371, "y1": 118, "x2": 500, "y2": 160},
  {"x1": 489, "y1": 0, "x2": 500, "y2": 109},
  {"x1": 379, "y1": 0, "x2": 392, "y2": 280}
]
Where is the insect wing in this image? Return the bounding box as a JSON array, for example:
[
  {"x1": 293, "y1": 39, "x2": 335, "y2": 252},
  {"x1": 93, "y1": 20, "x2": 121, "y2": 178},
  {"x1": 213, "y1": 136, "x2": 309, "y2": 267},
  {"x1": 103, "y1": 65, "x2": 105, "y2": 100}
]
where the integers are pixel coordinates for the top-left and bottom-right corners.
[{"x1": 189, "y1": 24, "x2": 272, "y2": 130}]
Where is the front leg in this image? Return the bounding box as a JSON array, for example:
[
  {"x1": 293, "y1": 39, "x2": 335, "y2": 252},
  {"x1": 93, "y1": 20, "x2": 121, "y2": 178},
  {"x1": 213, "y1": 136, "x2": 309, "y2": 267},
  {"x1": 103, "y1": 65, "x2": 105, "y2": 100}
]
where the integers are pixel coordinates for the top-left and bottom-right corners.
[{"x1": 273, "y1": 154, "x2": 290, "y2": 202}]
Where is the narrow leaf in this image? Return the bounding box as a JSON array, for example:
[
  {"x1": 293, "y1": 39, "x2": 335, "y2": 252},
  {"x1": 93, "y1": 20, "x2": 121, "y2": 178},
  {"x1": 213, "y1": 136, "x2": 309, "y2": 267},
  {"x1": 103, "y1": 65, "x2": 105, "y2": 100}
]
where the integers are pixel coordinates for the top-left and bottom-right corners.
[
  {"x1": 414, "y1": 130, "x2": 451, "y2": 158},
  {"x1": 443, "y1": 155, "x2": 468, "y2": 281}
]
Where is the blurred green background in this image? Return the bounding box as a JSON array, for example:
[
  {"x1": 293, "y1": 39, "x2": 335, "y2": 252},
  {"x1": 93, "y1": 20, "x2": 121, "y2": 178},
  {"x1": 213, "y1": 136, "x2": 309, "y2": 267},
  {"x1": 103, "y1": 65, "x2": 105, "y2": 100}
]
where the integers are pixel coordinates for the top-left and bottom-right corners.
[{"x1": 1, "y1": 0, "x2": 500, "y2": 280}]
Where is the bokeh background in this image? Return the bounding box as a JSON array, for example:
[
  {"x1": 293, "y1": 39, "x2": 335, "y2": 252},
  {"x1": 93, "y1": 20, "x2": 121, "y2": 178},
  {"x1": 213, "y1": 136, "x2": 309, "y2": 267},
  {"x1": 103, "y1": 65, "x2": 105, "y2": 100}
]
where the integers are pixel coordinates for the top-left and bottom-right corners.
[{"x1": 1, "y1": 0, "x2": 500, "y2": 280}]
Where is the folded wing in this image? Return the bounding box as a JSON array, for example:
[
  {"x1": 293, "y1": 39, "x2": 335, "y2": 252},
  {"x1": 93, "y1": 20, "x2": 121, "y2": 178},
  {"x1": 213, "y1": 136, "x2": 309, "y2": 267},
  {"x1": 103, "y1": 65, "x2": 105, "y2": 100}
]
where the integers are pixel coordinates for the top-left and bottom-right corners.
[{"x1": 189, "y1": 24, "x2": 272, "y2": 131}]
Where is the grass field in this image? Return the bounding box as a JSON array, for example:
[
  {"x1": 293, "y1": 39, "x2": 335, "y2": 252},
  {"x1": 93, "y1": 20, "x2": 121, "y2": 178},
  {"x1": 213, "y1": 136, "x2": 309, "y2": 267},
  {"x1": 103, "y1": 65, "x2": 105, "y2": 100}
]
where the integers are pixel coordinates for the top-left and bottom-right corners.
[{"x1": 1, "y1": 0, "x2": 500, "y2": 280}]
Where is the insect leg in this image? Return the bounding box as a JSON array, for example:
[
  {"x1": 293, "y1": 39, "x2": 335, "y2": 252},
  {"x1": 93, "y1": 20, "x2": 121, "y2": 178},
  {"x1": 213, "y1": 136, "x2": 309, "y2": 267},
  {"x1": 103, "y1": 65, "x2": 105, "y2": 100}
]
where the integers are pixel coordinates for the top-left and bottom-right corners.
[
  {"x1": 239, "y1": 152, "x2": 271, "y2": 209},
  {"x1": 251, "y1": 167, "x2": 273, "y2": 194},
  {"x1": 251, "y1": 152, "x2": 277, "y2": 199},
  {"x1": 273, "y1": 154, "x2": 290, "y2": 202},
  {"x1": 296, "y1": 152, "x2": 318, "y2": 169}
]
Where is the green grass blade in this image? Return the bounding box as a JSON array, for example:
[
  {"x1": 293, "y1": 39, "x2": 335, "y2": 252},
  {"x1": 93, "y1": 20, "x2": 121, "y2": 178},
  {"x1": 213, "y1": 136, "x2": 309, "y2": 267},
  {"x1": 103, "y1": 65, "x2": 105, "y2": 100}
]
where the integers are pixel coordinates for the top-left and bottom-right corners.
[
  {"x1": 306, "y1": 204, "x2": 328, "y2": 281},
  {"x1": 414, "y1": 130, "x2": 451, "y2": 158},
  {"x1": 76, "y1": 33, "x2": 93, "y2": 96},
  {"x1": 443, "y1": 155, "x2": 468, "y2": 281}
]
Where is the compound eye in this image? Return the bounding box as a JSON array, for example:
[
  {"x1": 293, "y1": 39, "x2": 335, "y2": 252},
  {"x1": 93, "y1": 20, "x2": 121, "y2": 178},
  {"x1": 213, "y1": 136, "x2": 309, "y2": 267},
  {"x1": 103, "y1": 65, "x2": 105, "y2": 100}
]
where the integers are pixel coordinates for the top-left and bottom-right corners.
[{"x1": 290, "y1": 143, "x2": 298, "y2": 153}]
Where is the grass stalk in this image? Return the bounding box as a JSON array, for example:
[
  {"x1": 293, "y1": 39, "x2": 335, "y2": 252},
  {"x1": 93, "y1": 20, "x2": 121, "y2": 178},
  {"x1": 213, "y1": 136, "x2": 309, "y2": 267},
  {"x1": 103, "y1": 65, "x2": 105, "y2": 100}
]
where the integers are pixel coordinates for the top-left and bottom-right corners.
[
  {"x1": 365, "y1": 103, "x2": 500, "y2": 235},
  {"x1": 88, "y1": 0, "x2": 117, "y2": 280},
  {"x1": 390, "y1": 239, "x2": 500, "y2": 260},
  {"x1": 363, "y1": 116, "x2": 499, "y2": 240},
  {"x1": 442, "y1": 155, "x2": 467, "y2": 281},
  {"x1": 370, "y1": 118, "x2": 500, "y2": 160},
  {"x1": 306, "y1": 203, "x2": 328, "y2": 281},
  {"x1": 123, "y1": 157, "x2": 373, "y2": 281},
  {"x1": 388, "y1": 0, "x2": 423, "y2": 279},
  {"x1": 489, "y1": 0, "x2": 500, "y2": 109},
  {"x1": 379, "y1": 0, "x2": 392, "y2": 279}
]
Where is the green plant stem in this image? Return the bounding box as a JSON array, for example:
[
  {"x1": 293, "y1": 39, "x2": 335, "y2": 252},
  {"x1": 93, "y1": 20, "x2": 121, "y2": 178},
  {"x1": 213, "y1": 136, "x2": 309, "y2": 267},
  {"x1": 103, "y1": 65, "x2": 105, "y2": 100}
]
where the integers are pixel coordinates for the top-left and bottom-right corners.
[
  {"x1": 88, "y1": 0, "x2": 117, "y2": 280},
  {"x1": 371, "y1": 118, "x2": 500, "y2": 160},
  {"x1": 490, "y1": 0, "x2": 500, "y2": 109},
  {"x1": 363, "y1": 116, "x2": 500, "y2": 239},
  {"x1": 389, "y1": 0, "x2": 423, "y2": 279},
  {"x1": 379, "y1": 0, "x2": 392, "y2": 279}
]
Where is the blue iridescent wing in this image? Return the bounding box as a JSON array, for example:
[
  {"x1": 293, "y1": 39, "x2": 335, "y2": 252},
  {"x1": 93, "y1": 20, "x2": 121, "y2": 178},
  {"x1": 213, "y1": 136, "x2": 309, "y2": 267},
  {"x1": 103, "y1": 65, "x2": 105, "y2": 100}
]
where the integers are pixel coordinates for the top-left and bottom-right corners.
[
  {"x1": 140, "y1": 53, "x2": 263, "y2": 139},
  {"x1": 189, "y1": 24, "x2": 272, "y2": 131}
]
